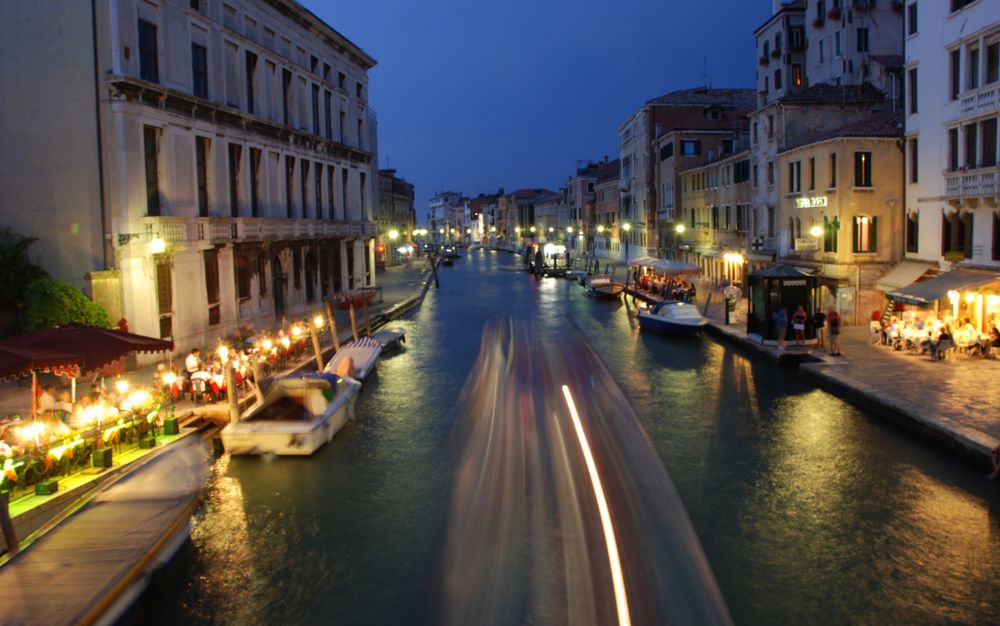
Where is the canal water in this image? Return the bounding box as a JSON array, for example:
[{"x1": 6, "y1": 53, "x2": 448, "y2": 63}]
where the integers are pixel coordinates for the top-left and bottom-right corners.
[{"x1": 146, "y1": 250, "x2": 1000, "y2": 625}]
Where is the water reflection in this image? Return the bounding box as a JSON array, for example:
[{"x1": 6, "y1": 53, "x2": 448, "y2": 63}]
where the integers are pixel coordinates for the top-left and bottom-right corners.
[{"x1": 143, "y1": 251, "x2": 1000, "y2": 626}]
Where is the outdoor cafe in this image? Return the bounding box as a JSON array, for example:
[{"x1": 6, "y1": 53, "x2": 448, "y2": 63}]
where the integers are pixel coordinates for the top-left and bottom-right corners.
[{"x1": 878, "y1": 269, "x2": 1000, "y2": 359}]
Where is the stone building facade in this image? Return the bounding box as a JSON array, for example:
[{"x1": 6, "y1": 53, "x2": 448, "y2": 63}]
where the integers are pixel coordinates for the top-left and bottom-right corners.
[{"x1": 0, "y1": 0, "x2": 378, "y2": 352}]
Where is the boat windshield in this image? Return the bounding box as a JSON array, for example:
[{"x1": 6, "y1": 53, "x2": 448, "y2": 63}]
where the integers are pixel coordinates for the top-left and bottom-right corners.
[{"x1": 668, "y1": 305, "x2": 704, "y2": 318}]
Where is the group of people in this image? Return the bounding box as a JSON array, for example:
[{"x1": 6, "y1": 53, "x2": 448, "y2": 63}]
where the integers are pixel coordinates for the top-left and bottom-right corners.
[
  {"x1": 634, "y1": 272, "x2": 697, "y2": 303},
  {"x1": 873, "y1": 311, "x2": 1000, "y2": 360},
  {"x1": 773, "y1": 305, "x2": 842, "y2": 355}
]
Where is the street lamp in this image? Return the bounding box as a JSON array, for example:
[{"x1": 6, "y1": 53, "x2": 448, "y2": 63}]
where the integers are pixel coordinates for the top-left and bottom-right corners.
[
  {"x1": 809, "y1": 224, "x2": 823, "y2": 238},
  {"x1": 622, "y1": 222, "x2": 631, "y2": 262},
  {"x1": 674, "y1": 224, "x2": 686, "y2": 261}
]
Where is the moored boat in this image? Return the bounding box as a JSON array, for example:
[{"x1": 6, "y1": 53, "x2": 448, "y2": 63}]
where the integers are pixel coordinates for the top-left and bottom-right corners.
[
  {"x1": 221, "y1": 373, "x2": 362, "y2": 456},
  {"x1": 584, "y1": 276, "x2": 625, "y2": 299},
  {"x1": 638, "y1": 301, "x2": 708, "y2": 335},
  {"x1": 371, "y1": 328, "x2": 406, "y2": 350},
  {"x1": 324, "y1": 336, "x2": 383, "y2": 381}
]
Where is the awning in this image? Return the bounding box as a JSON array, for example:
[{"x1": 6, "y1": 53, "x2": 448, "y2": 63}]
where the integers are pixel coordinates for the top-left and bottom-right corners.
[
  {"x1": 874, "y1": 261, "x2": 933, "y2": 293},
  {"x1": 887, "y1": 270, "x2": 1000, "y2": 306}
]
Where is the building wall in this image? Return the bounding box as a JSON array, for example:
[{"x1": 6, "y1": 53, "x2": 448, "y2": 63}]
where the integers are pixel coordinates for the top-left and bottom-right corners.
[
  {"x1": 755, "y1": 5, "x2": 807, "y2": 107},
  {"x1": 777, "y1": 136, "x2": 903, "y2": 323},
  {"x1": 906, "y1": 0, "x2": 1000, "y2": 269},
  {"x1": 0, "y1": 1, "x2": 106, "y2": 288},
  {"x1": 804, "y1": 0, "x2": 903, "y2": 93},
  {"x1": 0, "y1": 0, "x2": 378, "y2": 352}
]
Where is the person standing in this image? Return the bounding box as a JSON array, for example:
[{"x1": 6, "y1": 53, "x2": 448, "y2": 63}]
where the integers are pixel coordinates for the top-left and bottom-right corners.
[
  {"x1": 774, "y1": 306, "x2": 789, "y2": 350},
  {"x1": 792, "y1": 305, "x2": 807, "y2": 347},
  {"x1": 813, "y1": 309, "x2": 827, "y2": 349},
  {"x1": 828, "y1": 309, "x2": 842, "y2": 355}
]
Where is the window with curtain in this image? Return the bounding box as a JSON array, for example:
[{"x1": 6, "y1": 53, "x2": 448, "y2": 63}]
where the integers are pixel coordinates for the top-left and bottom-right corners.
[{"x1": 854, "y1": 152, "x2": 872, "y2": 187}]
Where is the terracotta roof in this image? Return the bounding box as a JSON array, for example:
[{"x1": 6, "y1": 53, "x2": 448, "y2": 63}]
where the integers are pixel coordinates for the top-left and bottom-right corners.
[
  {"x1": 780, "y1": 82, "x2": 886, "y2": 105},
  {"x1": 783, "y1": 112, "x2": 903, "y2": 152},
  {"x1": 646, "y1": 87, "x2": 756, "y2": 111}
]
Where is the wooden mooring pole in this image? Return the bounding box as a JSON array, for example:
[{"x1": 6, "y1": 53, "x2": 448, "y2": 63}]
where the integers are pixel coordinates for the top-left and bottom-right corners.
[
  {"x1": 325, "y1": 301, "x2": 341, "y2": 352},
  {"x1": 0, "y1": 491, "x2": 18, "y2": 556}
]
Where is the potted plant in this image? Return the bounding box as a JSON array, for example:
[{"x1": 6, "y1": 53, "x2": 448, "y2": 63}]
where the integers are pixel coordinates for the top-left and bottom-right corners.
[
  {"x1": 828, "y1": 6, "x2": 842, "y2": 20},
  {"x1": 813, "y1": 17, "x2": 826, "y2": 28}
]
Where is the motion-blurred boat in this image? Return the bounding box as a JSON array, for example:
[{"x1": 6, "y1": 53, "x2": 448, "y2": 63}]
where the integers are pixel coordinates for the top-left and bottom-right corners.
[
  {"x1": 0, "y1": 439, "x2": 207, "y2": 625},
  {"x1": 638, "y1": 301, "x2": 708, "y2": 335},
  {"x1": 221, "y1": 373, "x2": 361, "y2": 456},
  {"x1": 324, "y1": 336, "x2": 383, "y2": 381}
]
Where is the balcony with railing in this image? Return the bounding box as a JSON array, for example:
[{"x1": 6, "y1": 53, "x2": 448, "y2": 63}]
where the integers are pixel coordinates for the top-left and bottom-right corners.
[
  {"x1": 945, "y1": 166, "x2": 998, "y2": 202},
  {"x1": 958, "y1": 84, "x2": 999, "y2": 119},
  {"x1": 115, "y1": 216, "x2": 377, "y2": 248}
]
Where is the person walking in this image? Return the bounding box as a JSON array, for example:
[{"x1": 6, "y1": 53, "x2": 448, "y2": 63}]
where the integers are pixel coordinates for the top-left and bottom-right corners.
[
  {"x1": 792, "y1": 305, "x2": 807, "y2": 347},
  {"x1": 828, "y1": 309, "x2": 842, "y2": 355},
  {"x1": 774, "y1": 306, "x2": 789, "y2": 350},
  {"x1": 813, "y1": 309, "x2": 827, "y2": 349}
]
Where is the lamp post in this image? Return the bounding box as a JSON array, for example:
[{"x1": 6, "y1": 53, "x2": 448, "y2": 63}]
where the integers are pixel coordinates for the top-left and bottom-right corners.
[
  {"x1": 674, "y1": 223, "x2": 686, "y2": 261},
  {"x1": 622, "y1": 222, "x2": 631, "y2": 263}
]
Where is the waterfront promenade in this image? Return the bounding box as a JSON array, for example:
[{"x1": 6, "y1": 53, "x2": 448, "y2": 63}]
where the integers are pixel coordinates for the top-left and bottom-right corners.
[
  {"x1": 0, "y1": 261, "x2": 434, "y2": 546},
  {"x1": 700, "y1": 290, "x2": 1000, "y2": 470}
]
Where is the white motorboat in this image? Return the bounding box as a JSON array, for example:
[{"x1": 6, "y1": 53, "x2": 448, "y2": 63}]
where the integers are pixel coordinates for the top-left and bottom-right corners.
[
  {"x1": 638, "y1": 301, "x2": 708, "y2": 335},
  {"x1": 371, "y1": 327, "x2": 406, "y2": 350},
  {"x1": 584, "y1": 275, "x2": 624, "y2": 299},
  {"x1": 221, "y1": 373, "x2": 362, "y2": 456},
  {"x1": 324, "y1": 336, "x2": 383, "y2": 381},
  {"x1": 565, "y1": 269, "x2": 588, "y2": 282}
]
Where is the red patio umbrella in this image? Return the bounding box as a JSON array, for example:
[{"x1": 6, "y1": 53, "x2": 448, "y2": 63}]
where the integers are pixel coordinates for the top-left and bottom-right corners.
[
  {"x1": 6, "y1": 323, "x2": 173, "y2": 377},
  {"x1": 0, "y1": 344, "x2": 80, "y2": 382}
]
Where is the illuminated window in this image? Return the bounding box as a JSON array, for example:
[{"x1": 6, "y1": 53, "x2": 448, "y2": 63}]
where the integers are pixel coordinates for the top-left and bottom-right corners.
[{"x1": 853, "y1": 215, "x2": 877, "y2": 253}]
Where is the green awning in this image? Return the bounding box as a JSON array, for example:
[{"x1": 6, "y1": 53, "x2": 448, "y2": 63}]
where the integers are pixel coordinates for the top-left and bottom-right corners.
[{"x1": 887, "y1": 270, "x2": 1000, "y2": 306}]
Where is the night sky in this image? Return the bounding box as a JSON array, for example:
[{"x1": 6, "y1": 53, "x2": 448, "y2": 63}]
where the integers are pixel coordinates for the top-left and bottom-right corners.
[{"x1": 310, "y1": 0, "x2": 771, "y2": 216}]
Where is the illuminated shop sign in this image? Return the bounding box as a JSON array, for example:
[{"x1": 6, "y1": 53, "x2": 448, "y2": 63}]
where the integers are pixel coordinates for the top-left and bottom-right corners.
[{"x1": 795, "y1": 196, "x2": 828, "y2": 209}]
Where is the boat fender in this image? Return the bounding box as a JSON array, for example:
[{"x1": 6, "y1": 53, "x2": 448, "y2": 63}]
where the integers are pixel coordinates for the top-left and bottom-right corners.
[{"x1": 336, "y1": 356, "x2": 356, "y2": 379}]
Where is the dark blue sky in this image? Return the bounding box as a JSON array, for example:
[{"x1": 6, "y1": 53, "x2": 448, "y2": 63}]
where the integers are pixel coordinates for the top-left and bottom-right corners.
[{"x1": 311, "y1": 0, "x2": 771, "y2": 217}]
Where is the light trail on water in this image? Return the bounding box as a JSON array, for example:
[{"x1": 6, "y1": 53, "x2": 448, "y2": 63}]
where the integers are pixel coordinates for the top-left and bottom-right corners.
[{"x1": 561, "y1": 384, "x2": 631, "y2": 626}]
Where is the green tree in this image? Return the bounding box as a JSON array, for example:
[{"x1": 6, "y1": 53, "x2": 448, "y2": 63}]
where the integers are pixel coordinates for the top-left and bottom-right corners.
[
  {"x1": 21, "y1": 276, "x2": 111, "y2": 332},
  {"x1": 0, "y1": 227, "x2": 49, "y2": 336}
]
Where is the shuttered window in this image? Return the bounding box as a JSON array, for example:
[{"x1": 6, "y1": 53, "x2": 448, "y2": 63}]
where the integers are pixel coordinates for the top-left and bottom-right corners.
[
  {"x1": 156, "y1": 261, "x2": 172, "y2": 339},
  {"x1": 204, "y1": 250, "x2": 220, "y2": 326}
]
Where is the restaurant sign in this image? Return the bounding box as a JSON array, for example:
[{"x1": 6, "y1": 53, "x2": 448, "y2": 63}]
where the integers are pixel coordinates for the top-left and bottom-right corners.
[{"x1": 796, "y1": 196, "x2": 828, "y2": 209}]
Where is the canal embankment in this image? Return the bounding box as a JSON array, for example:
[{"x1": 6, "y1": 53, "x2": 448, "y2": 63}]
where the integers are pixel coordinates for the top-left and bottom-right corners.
[
  {"x1": 0, "y1": 262, "x2": 435, "y2": 551},
  {"x1": 700, "y1": 292, "x2": 1000, "y2": 471}
]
